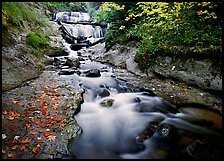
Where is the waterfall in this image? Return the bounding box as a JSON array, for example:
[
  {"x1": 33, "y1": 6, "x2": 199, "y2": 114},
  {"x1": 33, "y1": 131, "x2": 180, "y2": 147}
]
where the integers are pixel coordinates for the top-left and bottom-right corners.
[
  {"x1": 55, "y1": 12, "x2": 104, "y2": 39},
  {"x1": 54, "y1": 12, "x2": 91, "y2": 23}
]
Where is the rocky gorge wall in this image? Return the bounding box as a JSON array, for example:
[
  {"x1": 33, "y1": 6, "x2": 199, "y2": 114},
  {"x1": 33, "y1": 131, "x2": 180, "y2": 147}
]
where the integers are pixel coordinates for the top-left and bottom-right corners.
[
  {"x1": 2, "y1": 22, "x2": 67, "y2": 92},
  {"x1": 79, "y1": 42, "x2": 222, "y2": 96}
]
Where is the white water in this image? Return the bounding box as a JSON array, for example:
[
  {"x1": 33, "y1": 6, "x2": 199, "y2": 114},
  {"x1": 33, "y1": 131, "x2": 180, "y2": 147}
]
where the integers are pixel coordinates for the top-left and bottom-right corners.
[
  {"x1": 70, "y1": 59, "x2": 222, "y2": 159},
  {"x1": 51, "y1": 20, "x2": 222, "y2": 159}
]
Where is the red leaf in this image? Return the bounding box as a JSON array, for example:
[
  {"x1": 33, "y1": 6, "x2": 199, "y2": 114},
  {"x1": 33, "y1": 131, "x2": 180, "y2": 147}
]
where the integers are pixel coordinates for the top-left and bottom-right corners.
[
  {"x1": 38, "y1": 139, "x2": 45, "y2": 143},
  {"x1": 32, "y1": 147, "x2": 39, "y2": 153}
]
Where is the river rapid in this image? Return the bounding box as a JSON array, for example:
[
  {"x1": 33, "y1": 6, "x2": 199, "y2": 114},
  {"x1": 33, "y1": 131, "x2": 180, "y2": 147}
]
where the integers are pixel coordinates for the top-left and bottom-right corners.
[{"x1": 49, "y1": 12, "x2": 222, "y2": 159}]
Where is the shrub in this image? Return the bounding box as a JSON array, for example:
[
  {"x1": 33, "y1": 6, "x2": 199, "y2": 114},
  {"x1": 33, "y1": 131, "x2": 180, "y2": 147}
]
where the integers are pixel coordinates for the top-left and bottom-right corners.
[{"x1": 26, "y1": 30, "x2": 50, "y2": 57}]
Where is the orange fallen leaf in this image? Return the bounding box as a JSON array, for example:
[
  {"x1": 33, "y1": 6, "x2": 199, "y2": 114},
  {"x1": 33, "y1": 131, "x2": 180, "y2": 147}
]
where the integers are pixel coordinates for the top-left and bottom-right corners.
[
  {"x1": 20, "y1": 145, "x2": 26, "y2": 151},
  {"x1": 32, "y1": 147, "x2": 39, "y2": 153},
  {"x1": 45, "y1": 116, "x2": 51, "y2": 119},
  {"x1": 10, "y1": 145, "x2": 18, "y2": 150},
  {"x1": 56, "y1": 118, "x2": 63, "y2": 122},
  {"x1": 37, "y1": 115, "x2": 42, "y2": 119},
  {"x1": 54, "y1": 125, "x2": 59, "y2": 129},
  {"x1": 44, "y1": 131, "x2": 52, "y2": 137},
  {"x1": 7, "y1": 115, "x2": 14, "y2": 120},
  {"x1": 8, "y1": 153, "x2": 15, "y2": 158},
  {"x1": 63, "y1": 119, "x2": 67, "y2": 123},
  {"x1": 30, "y1": 131, "x2": 37, "y2": 135},
  {"x1": 60, "y1": 124, "x2": 66, "y2": 127},
  {"x1": 38, "y1": 139, "x2": 45, "y2": 143},
  {"x1": 42, "y1": 92, "x2": 46, "y2": 98},
  {"x1": 39, "y1": 130, "x2": 43, "y2": 133},
  {"x1": 21, "y1": 139, "x2": 31, "y2": 144},
  {"x1": 39, "y1": 102, "x2": 43, "y2": 107},
  {"x1": 45, "y1": 111, "x2": 50, "y2": 116}
]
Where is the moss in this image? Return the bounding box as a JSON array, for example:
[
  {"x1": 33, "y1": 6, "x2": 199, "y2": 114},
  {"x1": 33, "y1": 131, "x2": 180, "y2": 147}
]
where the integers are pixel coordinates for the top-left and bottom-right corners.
[{"x1": 26, "y1": 30, "x2": 50, "y2": 57}]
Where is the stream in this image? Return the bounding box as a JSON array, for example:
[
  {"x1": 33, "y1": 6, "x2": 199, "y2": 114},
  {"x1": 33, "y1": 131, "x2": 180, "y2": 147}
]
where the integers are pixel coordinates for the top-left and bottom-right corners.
[{"x1": 50, "y1": 12, "x2": 222, "y2": 159}]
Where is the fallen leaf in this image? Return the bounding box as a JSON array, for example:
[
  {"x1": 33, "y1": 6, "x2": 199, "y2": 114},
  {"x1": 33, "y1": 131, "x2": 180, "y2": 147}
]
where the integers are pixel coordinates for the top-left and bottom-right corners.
[
  {"x1": 38, "y1": 139, "x2": 45, "y2": 143},
  {"x1": 20, "y1": 145, "x2": 26, "y2": 151},
  {"x1": 54, "y1": 125, "x2": 59, "y2": 129},
  {"x1": 2, "y1": 149, "x2": 6, "y2": 154},
  {"x1": 60, "y1": 124, "x2": 66, "y2": 127},
  {"x1": 16, "y1": 153, "x2": 22, "y2": 159},
  {"x1": 42, "y1": 92, "x2": 46, "y2": 98},
  {"x1": 39, "y1": 130, "x2": 43, "y2": 133},
  {"x1": 9, "y1": 124, "x2": 17, "y2": 131},
  {"x1": 26, "y1": 123, "x2": 31, "y2": 128},
  {"x1": 47, "y1": 135, "x2": 56, "y2": 141},
  {"x1": 44, "y1": 131, "x2": 52, "y2": 137},
  {"x1": 7, "y1": 115, "x2": 15, "y2": 120},
  {"x1": 21, "y1": 139, "x2": 31, "y2": 144},
  {"x1": 52, "y1": 105, "x2": 58, "y2": 110},
  {"x1": 14, "y1": 136, "x2": 20, "y2": 140},
  {"x1": 28, "y1": 103, "x2": 32, "y2": 106},
  {"x1": 10, "y1": 145, "x2": 18, "y2": 150},
  {"x1": 2, "y1": 134, "x2": 7, "y2": 140},
  {"x1": 8, "y1": 153, "x2": 15, "y2": 158},
  {"x1": 56, "y1": 118, "x2": 63, "y2": 122},
  {"x1": 30, "y1": 131, "x2": 37, "y2": 135},
  {"x1": 39, "y1": 102, "x2": 43, "y2": 107},
  {"x1": 32, "y1": 147, "x2": 39, "y2": 153},
  {"x1": 37, "y1": 115, "x2": 42, "y2": 119}
]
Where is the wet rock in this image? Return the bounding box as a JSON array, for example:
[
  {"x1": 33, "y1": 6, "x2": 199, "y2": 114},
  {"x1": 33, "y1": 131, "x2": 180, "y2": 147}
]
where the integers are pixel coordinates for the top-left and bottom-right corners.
[
  {"x1": 64, "y1": 58, "x2": 74, "y2": 68},
  {"x1": 46, "y1": 46, "x2": 69, "y2": 57},
  {"x1": 64, "y1": 58, "x2": 80, "y2": 68},
  {"x1": 84, "y1": 69, "x2": 101, "y2": 77},
  {"x1": 42, "y1": 54, "x2": 54, "y2": 65},
  {"x1": 157, "y1": 124, "x2": 177, "y2": 142},
  {"x1": 58, "y1": 69, "x2": 76, "y2": 75},
  {"x1": 53, "y1": 57, "x2": 61, "y2": 66},
  {"x1": 96, "y1": 88, "x2": 110, "y2": 98},
  {"x1": 100, "y1": 98, "x2": 114, "y2": 107}
]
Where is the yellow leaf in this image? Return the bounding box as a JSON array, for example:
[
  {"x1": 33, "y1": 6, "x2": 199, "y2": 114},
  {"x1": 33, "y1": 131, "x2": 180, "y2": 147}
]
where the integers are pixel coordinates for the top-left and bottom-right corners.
[
  {"x1": 8, "y1": 153, "x2": 15, "y2": 158},
  {"x1": 2, "y1": 149, "x2": 6, "y2": 154}
]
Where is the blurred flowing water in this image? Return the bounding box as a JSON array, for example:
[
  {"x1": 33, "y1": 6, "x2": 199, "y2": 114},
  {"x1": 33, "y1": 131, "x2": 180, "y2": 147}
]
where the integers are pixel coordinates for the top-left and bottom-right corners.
[{"x1": 51, "y1": 13, "x2": 223, "y2": 159}]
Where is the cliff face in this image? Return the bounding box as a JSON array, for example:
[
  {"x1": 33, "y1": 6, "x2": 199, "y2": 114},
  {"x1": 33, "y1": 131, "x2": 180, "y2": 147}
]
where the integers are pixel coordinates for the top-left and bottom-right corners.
[
  {"x1": 78, "y1": 42, "x2": 222, "y2": 95},
  {"x1": 2, "y1": 21, "x2": 66, "y2": 92}
]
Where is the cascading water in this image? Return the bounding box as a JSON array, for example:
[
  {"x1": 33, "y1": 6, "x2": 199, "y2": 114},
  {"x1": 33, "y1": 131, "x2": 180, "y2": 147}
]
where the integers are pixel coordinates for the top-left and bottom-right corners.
[
  {"x1": 55, "y1": 12, "x2": 104, "y2": 45},
  {"x1": 53, "y1": 12, "x2": 91, "y2": 22},
  {"x1": 50, "y1": 14, "x2": 222, "y2": 159}
]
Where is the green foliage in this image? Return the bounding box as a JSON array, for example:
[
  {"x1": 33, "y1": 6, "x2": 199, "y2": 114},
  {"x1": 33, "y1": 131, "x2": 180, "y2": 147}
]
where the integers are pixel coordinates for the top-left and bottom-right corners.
[
  {"x1": 94, "y1": 2, "x2": 222, "y2": 70},
  {"x1": 26, "y1": 30, "x2": 50, "y2": 57},
  {"x1": 2, "y1": 2, "x2": 48, "y2": 30}
]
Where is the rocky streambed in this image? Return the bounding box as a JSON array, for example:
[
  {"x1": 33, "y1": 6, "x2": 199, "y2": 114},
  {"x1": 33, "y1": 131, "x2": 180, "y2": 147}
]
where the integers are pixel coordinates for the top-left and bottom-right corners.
[{"x1": 2, "y1": 20, "x2": 222, "y2": 159}]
